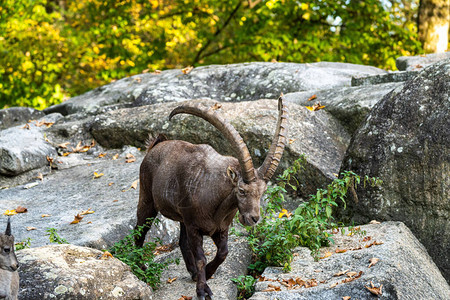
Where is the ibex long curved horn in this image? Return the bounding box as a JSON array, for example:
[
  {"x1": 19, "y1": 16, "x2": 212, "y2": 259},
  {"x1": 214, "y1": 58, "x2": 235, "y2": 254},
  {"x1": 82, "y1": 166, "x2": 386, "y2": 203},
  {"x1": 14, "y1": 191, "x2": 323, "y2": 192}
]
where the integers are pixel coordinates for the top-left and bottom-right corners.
[
  {"x1": 257, "y1": 95, "x2": 288, "y2": 181},
  {"x1": 169, "y1": 104, "x2": 257, "y2": 183}
]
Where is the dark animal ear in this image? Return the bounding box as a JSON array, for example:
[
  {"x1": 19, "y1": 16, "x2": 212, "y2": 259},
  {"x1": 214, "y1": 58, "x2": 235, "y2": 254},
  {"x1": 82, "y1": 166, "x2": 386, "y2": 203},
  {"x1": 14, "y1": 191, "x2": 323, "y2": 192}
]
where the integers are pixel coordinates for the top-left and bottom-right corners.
[
  {"x1": 226, "y1": 166, "x2": 238, "y2": 185},
  {"x1": 5, "y1": 216, "x2": 11, "y2": 236}
]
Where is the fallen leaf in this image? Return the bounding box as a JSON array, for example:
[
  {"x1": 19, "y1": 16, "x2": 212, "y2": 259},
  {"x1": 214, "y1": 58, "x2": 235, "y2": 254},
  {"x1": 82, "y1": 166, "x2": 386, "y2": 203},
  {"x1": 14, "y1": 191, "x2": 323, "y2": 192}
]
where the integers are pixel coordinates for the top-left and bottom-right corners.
[
  {"x1": 70, "y1": 214, "x2": 84, "y2": 224},
  {"x1": 333, "y1": 269, "x2": 349, "y2": 277},
  {"x1": 362, "y1": 236, "x2": 372, "y2": 242},
  {"x1": 320, "y1": 251, "x2": 332, "y2": 259},
  {"x1": 125, "y1": 153, "x2": 136, "y2": 163},
  {"x1": 153, "y1": 70, "x2": 161, "y2": 74},
  {"x1": 98, "y1": 152, "x2": 107, "y2": 158},
  {"x1": 58, "y1": 142, "x2": 70, "y2": 148},
  {"x1": 93, "y1": 172, "x2": 104, "y2": 179},
  {"x1": 135, "y1": 77, "x2": 142, "y2": 83},
  {"x1": 278, "y1": 209, "x2": 292, "y2": 218},
  {"x1": 22, "y1": 123, "x2": 30, "y2": 130},
  {"x1": 369, "y1": 220, "x2": 380, "y2": 224},
  {"x1": 329, "y1": 282, "x2": 339, "y2": 288},
  {"x1": 211, "y1": 103, "x2": 222, "y2": 110},
  {"x1": 289, "y1": 138, "x2": 296, "y2": 144},
  {"x1": 112, "y1": 154, "x2": 119, "y2": 160},
  {"x1": 342, "y1": 297, "x2": 351, "y2": 300},
  {"x1": 346, "y1": 271, "x2": 358, "y2": 277},
  {"x1": 81, "y1": 208, "x2": 95, "y2": 215},
  {"x1": 306, "y1": 102, "x2": 326, "y2": 111},
  {"x1": 262, "y1": 284, "x2": 281, "y2": 292},
  {"x1": 178, "y1": 296, "x2": 192, "y2": 300},
  {"x1": 36, "y1": 172, "x2": 44, "y2": 181},
  {"x1": 167, "y1": 277, "x2": 177, "y2": 284},
  {"x1": 131, "y1": 180, "x2": 138, "y2": 189},
  {"x1": 16, "y1": 206, "x2": 28, "y2": 213},
  {"x1": 368, "y1": 257, "x2": 380, "y2": 268},
  {"x1": 26, "y1": 226, "x2": 37, "y2": 231},
  {"x1": 35, "y1": 120, "x2": 54, "y2": 128},
  {"x1": 99, "y1": 251, "x2": 113, "y2": 260},
  {"x1": 335, "y1": 248, "x2": 347, "y2": 253},
  {"x1": 108, "y1": 182, "x2": 114, "y2": 186},
  {"x1": 113, "y1": 200, "x2": 118, "y2": 202},
  {"x1": 41, "y1": 214, "x2": 51, "y2": 218},
  {"x1": 365, "y1": 281, "x2": 383, "y2": 296},
  {"x1": 374, "y1": 241, "x2": 384, "y2": 245},
  {"x1": 4, "y1": 210, "x2": 17, "y2": 216},
  {"x1": 307, "y1": 94, "x2": 317, "y2": 101},
  {"x1": 181, "y1": 66, "x2": 194, "y2": 74}
]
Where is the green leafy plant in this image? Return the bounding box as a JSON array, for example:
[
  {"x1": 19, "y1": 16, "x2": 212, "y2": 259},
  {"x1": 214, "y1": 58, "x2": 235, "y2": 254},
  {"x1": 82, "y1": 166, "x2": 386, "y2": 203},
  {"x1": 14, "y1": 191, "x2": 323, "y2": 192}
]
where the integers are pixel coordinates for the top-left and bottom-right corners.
[
  {"x1": 231, "y1": 275, "x2": 257, "y2": 300},
  {"x1": 246, "y1": 157, "x2": 382, "y2": 275},
  {"x1": 109, "y1": 219, "x2": 171, "y2": 289},
  {"x1": 15, "y1": 237, "x2": 32, "y2": 250},
  {"x1": 46, "y1": 228, "x2": 68, "y2": 244}
]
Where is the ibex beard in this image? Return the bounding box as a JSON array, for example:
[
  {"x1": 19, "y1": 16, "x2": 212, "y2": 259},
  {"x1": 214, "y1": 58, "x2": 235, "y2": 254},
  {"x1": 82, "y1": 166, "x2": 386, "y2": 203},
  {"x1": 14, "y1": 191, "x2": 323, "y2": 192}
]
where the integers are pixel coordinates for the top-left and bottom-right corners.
[{"x1": 135, "y1": 96, "x2": 288, "y2": 300}]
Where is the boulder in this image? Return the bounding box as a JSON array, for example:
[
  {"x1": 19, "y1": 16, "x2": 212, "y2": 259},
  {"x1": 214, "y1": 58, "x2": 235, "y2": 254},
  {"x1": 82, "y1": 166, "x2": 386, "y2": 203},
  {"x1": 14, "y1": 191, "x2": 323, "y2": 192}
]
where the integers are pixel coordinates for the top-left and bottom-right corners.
[
  {"x1": 351, "y1": 71, "x2": 418, "y2": 87},
  {"x1": 0, "y1": 107, "x2": 45, "y2": 130},
  {"x1": 284, "y1": 82, "x2": 403, "y2": 134},
  {"x1": 43, "y1": 62, "x2": 386, "y2": 116},
  {"x1": 339, "y1": 59, "x2": 450, "y2": 281},
  {"x1": 153, "y1": 235, "x2": 252, "y2": 300},
  {"x1": 90, "y1": 99, "x2": 350, "y2": 198},
  {"x1": 17, "y1": 244, "x2": 152, "y2": 299},
  {"x1": 250, "y1": 222, "x2": 450, "y2": 300},
  {"x1": 396, "y1": 52, "x2": 450, "y2": 71},
  {"x1": 0, "y1": 113, "x2": 63, "y2": 176}
]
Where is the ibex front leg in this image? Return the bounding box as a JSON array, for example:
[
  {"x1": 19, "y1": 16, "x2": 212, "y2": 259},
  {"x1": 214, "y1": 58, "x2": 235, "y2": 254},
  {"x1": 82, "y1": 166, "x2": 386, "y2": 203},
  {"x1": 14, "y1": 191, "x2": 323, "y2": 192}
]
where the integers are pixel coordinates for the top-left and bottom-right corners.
[
  {"x1": 206, "y1": 230, "x2": 228, "y2": 280},
  {"x1": 187, "y1": 227, "x2": 213, "y2": 300}
]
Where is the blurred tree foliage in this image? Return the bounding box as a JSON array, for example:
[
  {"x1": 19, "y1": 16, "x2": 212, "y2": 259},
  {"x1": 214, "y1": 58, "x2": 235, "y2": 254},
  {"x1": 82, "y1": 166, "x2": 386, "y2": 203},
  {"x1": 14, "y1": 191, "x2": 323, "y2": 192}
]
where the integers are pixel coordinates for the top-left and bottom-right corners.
[{"x1": 0, "y1": 0, "x2": 422, "y2": 109}]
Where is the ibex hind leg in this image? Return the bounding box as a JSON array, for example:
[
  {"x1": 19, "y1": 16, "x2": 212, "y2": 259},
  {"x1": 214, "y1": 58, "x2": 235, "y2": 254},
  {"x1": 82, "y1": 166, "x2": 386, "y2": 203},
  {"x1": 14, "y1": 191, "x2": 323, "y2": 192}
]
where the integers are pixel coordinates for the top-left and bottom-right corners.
[
  {"x1": 134, "y1": 192, "x2": 158, "y2": 247},
  {"x1": 180, "y1": 222, "x2": 198, "y2": 281}
]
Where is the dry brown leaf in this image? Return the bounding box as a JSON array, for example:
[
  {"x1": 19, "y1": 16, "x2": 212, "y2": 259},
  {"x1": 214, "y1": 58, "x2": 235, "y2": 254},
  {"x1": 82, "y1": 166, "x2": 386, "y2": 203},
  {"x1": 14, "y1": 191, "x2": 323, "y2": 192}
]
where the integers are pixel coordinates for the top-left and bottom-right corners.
[
  {"x1": 305, "y1": 279, "x2": 318, "y2": 288},
  {"x1": 362, "y1": 236, "x2": 372, "y2": 242},
  {"x1": 70, "y1": 214, "x2": 84, "y2": 224},
  {"x1": 365, "y1": 281, "x2": 383, "y2": 296},
  {"x1": 16, "y1": 206, "x2": 28, "y2": 213},
  {"x1": 125, "y1": 153, "x2": 136, "y2": 163},
  {"x1": 329, "y1": 282, "x2": 339, "y2": 288},
  {"x1": 342, "y1": 297, "x2": 351, "y2": 300},
  {"x1": 346, "y1": 271, "x2": 358, "y2": 277},
  {"x1": 26, "y1": 226, "x2": 37, "y2": 231},
  {"x1": 369, "y1": 220, "x2": 380, "y2": 224},
  {"x1": 181, "y1": 66, "x2": 194, "y2": 74},
  {"x1": 153, "y1": 70, "x2": 161, "y2": 74},
  {"x1": 307, "y1": 94, "x2": 317, "y2": 101},
  {"x1": 36, "y1": 172, "x2": 44, "y2": 181},
  {"x1": 99, "y1": 251, "x2": 113, "y2": 260},
  {"x1": 369, "y1": 257, "x2": 380, "y2": 268},
  {"x1": 374, "y1": 241, "x2": 384, "y2": 245},
  {"x1": 98, "y1": 152, "x2": 107, "y2": 158},
  {"x1": 41, "y1": 214, "x2": 51, "y2": 218},
  {"x1": 333, "y1": 269, "x2": 349, "y2": 277},
  {"x1": 320, "y1": 251, "x2": 332, "y2": 259},
  {"x1": 211, "y1": 103, "x2": 222, "y2": 110},
  {"x1": 113, "y1": 200, "x2": 118, "y2": 202},
  {"x1": 58, "y1": 142, "x2": 70, "y2": 148},
  {"x1": 289, "y1": 138, "x2": 296, "y2": 144},
  {"x1": 22, "y1": 123, "x2": 30, "y2": 130},
  {"x1": 335, "y1": 248, "x2": 347, "y2": 253},
  {"x1": 131, "y1": 180, "x2": 138, "y2": 189},
  {"x1": 81, "y1": 208, "x2": 95, "y2": 215},
  {"x1": 178, "y1": 296, "x2": 192, "y2": 300},
  {"x1": 35, "y1": 120, "x2": 54, "y2": 128},
  {"x1": 167, "y1": 277, "x2": 177, "y2": 284}
]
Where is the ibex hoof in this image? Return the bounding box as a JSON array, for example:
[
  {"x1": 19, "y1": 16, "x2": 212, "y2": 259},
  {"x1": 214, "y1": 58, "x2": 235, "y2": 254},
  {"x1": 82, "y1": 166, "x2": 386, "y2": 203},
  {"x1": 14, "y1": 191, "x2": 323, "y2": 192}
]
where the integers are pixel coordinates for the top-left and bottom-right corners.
[{"x1": 197, "y1": 296, "x2": 205, "y2": 300}]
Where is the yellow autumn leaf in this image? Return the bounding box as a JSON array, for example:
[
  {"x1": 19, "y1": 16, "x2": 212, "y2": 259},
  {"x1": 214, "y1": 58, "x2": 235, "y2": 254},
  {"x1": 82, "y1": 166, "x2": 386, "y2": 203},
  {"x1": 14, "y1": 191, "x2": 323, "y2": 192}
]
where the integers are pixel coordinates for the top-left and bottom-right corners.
[
  {"x1": 278, "y1": 209, "x2": 292, "y2": 218},
  {"x1": 93, "y1": 172, "x2": 104, "y2": 179},
  {"x1": 320, "y1": 251, "x2": 332, "y2": 259},
  {"x1": 4, "y1": 210, "x2": 17, "y2": 216}
]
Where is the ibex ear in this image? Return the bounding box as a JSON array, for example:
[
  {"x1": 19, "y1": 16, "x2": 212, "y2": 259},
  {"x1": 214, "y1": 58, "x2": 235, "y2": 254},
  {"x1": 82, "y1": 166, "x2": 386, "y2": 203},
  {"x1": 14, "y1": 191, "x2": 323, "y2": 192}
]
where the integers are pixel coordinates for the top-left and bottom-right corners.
[
  {"x1": 226, "y1": 166, "x2": 238, "y2": 185},
  {"x1": 5, "y1": 216, "x2": 11, "y2": 236}
]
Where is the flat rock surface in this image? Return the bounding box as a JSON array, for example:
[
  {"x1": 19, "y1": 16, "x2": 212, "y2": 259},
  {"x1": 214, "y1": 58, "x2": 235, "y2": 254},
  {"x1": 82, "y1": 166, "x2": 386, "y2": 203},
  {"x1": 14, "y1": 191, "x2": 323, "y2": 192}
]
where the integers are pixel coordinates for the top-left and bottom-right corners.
[{"x1": 250, "y1": 222, "x2": 450, "y2": 300}]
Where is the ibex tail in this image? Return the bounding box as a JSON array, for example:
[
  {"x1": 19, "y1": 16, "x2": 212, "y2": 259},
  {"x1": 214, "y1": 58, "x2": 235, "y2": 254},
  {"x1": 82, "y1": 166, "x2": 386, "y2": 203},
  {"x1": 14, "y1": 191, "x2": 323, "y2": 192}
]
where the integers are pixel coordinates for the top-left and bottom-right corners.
[{"x1": 145, "y1": 134, "x2": 168, "y2": 153}]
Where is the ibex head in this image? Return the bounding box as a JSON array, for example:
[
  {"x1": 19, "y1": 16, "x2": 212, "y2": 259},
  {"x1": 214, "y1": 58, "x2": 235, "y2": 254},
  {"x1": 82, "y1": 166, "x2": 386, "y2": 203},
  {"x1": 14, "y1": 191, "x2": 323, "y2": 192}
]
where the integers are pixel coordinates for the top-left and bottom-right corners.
[
  {"x1": 0, "y1": 217, "x2": 19, "y2": 272},
  {"x1": 169, "y1": 95, "x2": 288, "y2": 226}
]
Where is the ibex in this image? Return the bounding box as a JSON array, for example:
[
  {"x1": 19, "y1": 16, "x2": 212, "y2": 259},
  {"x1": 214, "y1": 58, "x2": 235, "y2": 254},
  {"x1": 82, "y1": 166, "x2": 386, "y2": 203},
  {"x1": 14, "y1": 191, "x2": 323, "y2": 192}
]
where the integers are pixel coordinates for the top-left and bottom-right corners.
[
  {"x1": 135, "y1": 96, "x2": 288, "y2": 299},
  {"x1": 0, "y1": 218, "x2": 19, "y2": 300}
]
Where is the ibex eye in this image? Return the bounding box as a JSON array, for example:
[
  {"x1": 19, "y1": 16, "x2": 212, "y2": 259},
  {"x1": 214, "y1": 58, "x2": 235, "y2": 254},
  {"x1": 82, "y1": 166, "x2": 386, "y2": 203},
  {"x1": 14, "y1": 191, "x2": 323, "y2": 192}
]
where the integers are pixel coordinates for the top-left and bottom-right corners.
[{"x1": 238, "y1": 188, "x2": 245, "y2": 194}]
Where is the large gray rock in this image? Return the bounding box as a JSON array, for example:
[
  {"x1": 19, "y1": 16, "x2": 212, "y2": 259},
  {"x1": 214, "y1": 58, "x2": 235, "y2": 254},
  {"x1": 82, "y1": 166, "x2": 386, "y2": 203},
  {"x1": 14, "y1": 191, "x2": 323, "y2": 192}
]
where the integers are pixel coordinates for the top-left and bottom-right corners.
[
  {"x1": 17, "y1": 244, "x2": 152, "y2": 299},
  {"x1": 0, "y1": 107, "x2": 44, "y2": 130},
  {"x1": 351, "y1": 71, "x2": 418, "y2": 87},
  {"x1": 396, "y1": 52, "x2": 450, "y2": 71},
  {"x1": 0, "y1": 113, "x2": 63, "y2": 176},
  {"x1": 251, "y1": 222, "x2": 450, "y2": 300},
  {"x1": 153, "y1": 235, "x2": 251, "y2": 300},
  {"x1": 43, "y1": 62, "x2": 385, "y2": 116},
  {"x1": 339, "y1": 59, "x2": 450, "y2": 281},
  {"x1": 91, "y1": 99, "x2": 350, "y2": 198},
  {"x1": 284, "y1": 82, "x2": 403, "y2": 134}
]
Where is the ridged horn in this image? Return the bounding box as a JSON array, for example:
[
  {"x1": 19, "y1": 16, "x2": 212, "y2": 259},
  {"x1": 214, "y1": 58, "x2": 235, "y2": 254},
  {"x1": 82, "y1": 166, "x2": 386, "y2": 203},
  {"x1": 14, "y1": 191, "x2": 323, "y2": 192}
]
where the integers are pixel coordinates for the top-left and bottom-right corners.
[
  {"x1": 257, "y1": 95, "x2": 288, "y2": 182},
  {"x1": 169, "y1": 102, "x2": 256, "y2": 183},
  {"x1": 5, "y1": 216, "x2": 11, "y2": 236}
]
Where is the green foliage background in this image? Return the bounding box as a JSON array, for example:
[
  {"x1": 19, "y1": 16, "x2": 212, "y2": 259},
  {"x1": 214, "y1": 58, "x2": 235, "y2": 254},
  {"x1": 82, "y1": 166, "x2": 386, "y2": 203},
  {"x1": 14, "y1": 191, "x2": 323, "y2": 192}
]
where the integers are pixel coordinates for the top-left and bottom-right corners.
[{"x1": 0, "y1": 0, "x2": 422, "y2": 109}]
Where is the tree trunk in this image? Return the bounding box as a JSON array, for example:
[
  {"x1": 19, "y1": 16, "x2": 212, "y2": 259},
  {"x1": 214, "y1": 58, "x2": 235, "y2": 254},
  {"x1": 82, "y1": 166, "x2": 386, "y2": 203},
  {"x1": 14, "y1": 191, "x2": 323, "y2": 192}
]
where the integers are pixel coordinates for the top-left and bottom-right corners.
[{"x1": 417, "y1": 0, "x2": 450, "y2": 53}]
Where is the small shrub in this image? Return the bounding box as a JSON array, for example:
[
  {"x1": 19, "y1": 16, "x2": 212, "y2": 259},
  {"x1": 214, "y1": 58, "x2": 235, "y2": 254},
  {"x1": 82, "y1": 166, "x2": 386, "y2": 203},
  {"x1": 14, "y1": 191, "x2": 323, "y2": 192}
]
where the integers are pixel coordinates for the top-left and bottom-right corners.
[
  {"x1": 231, "y1": 275, "x2": 257, "y2": 300},
  {"x1": 15, "y1": 237, "x2": 32, "y2": 250},
  {"x1": 46, "y1": 228, "x2": 68, "y2": 244},
  {"x1": 109, "y1": 219, "x2": 171, "y2": 289}
]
